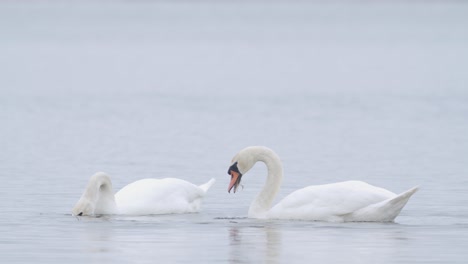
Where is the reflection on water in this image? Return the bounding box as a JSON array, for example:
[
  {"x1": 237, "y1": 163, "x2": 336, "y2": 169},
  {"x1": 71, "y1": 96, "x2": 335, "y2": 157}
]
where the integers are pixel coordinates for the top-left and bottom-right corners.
[
  {"x1": 81, "y1": 221, "x2": 116, "y2": 255},
  {"x1": 225, "y1": 221, "x2": 421, "y2": 264},
  {"x1": 229, "y1": 224, "x2": 281, "y2": 264},
  {"x1": 67, "y1": 216, "x2": 467, "y2": 264}
]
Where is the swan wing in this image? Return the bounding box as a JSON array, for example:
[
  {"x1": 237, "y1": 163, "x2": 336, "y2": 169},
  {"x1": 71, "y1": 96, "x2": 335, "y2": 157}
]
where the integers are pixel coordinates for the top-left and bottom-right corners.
[
  {"x1": 268, "y1": 181, "x2": 396, "y2": 221},
  {"x1": 342, "y1": 186, "x2": 419, "y2": 222},
  {"x1": 115, "y1": 178, "x2": 208, "y2": 215}
]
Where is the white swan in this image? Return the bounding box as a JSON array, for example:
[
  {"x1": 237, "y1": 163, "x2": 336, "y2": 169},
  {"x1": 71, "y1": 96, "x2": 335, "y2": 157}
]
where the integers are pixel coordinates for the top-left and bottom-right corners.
[
  {"x1": 227, "y1": 146, "x2": 418, "y2": 222},
  {"x1": 72, "y1": 172, "x2": 215, "y2": 216}
]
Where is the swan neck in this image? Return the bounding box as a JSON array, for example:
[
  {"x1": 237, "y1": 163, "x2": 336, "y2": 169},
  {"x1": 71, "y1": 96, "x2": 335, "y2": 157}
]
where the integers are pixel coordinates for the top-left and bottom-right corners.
[
  {"x1": 84, "y1": 175, "x2": 118, "y2": 214},
  {"x1": 248, "y1": 149, "x2": 283, "y2": 218},
  {"x1": 97, "y1": 182, "x2": 117, "y2": 214}
]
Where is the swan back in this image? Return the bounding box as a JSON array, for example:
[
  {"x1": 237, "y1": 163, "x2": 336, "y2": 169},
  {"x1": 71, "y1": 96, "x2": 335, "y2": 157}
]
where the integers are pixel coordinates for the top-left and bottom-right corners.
[
  {"x1": 114, "y1": 178, "x2": 213, "y2": 215},
  {"x1": 72, "y1": 172, "x2": 117, "y2": 216},
  {"x1": 267, "y1": 181, "x2": 395, "y2": 221}
]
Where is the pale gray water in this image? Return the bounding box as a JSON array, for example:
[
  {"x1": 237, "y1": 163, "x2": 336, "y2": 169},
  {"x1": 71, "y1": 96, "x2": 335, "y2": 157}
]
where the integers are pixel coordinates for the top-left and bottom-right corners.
[{"x1": 1, "y1": 1, "x2": 468, "y2": 263}]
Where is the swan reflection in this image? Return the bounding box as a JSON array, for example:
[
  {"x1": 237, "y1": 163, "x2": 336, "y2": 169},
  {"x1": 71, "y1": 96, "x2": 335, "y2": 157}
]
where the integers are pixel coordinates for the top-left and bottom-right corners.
[{"x1": 228, "y1": 223, "x2": 281, "y2": 264}]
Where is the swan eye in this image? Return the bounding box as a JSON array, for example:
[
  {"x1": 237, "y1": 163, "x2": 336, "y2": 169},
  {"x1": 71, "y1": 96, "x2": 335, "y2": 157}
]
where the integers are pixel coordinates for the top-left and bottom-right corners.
[{"x1": 78, "y1": 212, "x2": 83, "y2": 216}]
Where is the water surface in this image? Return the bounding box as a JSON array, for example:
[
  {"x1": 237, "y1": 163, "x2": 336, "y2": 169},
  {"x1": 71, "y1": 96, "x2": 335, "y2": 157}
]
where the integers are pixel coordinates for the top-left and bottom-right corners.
[{"x1": 1, "y1": 1, "x2": 468, "y2": 263}]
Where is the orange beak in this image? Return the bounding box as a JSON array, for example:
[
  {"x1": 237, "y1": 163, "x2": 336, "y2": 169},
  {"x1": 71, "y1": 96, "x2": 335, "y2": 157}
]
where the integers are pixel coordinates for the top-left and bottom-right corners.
[{"x1": 228, "y1": 171, "x2": 240, "y2": 193}]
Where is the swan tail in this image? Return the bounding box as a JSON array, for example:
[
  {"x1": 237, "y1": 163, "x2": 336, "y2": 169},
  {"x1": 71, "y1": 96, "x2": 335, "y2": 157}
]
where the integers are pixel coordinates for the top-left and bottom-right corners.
[
  {"x1": 199, "y1": 178, "x2": 216, "y2": 193},
  {"x1": 343, "y1": 186, "x2": 419, "y2": 222}
]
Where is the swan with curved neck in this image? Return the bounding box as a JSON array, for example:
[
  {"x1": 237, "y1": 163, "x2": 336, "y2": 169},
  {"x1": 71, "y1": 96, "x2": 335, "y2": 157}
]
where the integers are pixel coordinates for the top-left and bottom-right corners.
[
  {"x1": 227, "y1": 146, "x2": 418, "y2": 222},
  {"x1": 72, "y1": 172, "x2": 215, "y2": 216}
]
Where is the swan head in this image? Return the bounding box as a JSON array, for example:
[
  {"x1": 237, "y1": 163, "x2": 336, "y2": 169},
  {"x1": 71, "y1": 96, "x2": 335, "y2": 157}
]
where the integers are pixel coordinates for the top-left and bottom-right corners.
[
  {"x1": 72, "y1": 198, "x2": 95, "y2": 216},
  {"x1": 228, "y1": 147, "x2": 260, "y2": 193}
]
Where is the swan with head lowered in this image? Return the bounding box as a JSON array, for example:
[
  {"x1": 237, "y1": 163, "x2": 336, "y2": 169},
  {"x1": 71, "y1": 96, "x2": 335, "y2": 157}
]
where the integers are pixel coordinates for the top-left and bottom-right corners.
[
  {"x1": 72, "y1": 172, "x2": 215, "y2": 216},
  {"x1": 227, "y1": 146, "x2": 418, "y2": 222}
]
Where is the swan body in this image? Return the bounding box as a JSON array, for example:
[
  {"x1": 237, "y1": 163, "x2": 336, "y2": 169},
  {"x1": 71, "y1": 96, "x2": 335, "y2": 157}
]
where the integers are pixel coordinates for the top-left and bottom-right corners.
[
  {"x1": 72, "y1": 172, "x2": 215, "y2": 216},
  {"x1": 227, "y1": 146, "x2": 418, "y2": 222}
]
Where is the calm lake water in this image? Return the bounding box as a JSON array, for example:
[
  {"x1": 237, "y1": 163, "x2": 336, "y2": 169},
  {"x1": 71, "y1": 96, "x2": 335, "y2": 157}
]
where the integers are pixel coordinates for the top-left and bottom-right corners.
[{"x1": 1, "y1": 1, "x2": 468, "y2": 263}]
